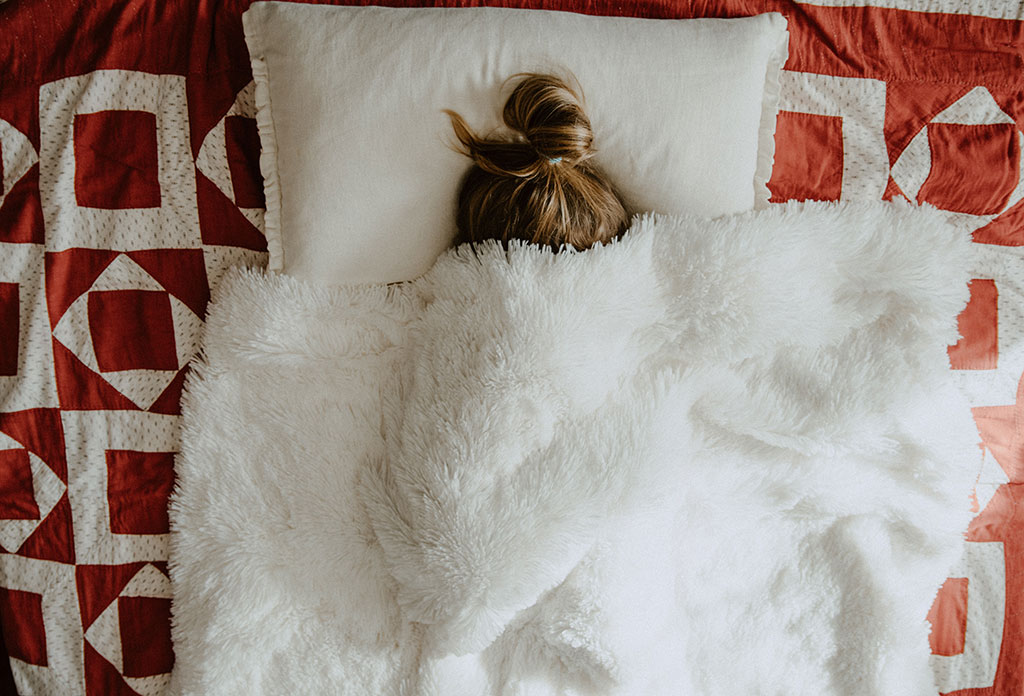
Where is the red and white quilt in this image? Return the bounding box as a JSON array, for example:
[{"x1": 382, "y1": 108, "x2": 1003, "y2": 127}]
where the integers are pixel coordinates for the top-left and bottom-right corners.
[{"x1": 0, "y1": 0, "x2": 1020, "y2": 694}]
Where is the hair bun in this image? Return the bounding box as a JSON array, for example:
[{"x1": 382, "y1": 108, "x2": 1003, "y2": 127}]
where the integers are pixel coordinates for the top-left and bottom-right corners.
[
  {"x1": 502, "y1": 74, "x2": 595, "y2": 165},
  {"x1": 444, "y1": 72, "x2": 629, "y2": 250}
]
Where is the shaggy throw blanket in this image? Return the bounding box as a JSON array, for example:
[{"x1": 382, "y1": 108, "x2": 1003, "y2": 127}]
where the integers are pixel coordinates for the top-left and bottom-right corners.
[{"x1": 169, "y1": 200, "x2": 980, "y2": 696}]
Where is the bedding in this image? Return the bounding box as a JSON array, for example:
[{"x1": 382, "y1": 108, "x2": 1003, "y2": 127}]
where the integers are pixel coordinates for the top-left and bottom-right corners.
[
  {"x1": 0, "y1": 0, "x2": 1022, "y2": 695},
  {"x1": 170, "y1": 200, "x2": 979, "y2": 695},
  {"x1": 243, "y1": 4, "x2": 788, "y2": 283},
  {"x1": 172, "y1": 198, "x2": 978, "y2": 691}
]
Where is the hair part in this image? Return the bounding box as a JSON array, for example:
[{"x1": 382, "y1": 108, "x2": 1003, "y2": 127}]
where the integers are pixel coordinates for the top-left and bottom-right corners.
[{"x1": 445, "y1": 73, "x2": 629, "y2": 251}]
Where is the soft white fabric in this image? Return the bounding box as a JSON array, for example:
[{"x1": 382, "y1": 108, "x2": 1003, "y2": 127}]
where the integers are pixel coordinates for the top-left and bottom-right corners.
[
  {"x1": 169, "y1": 200, "x2": 979, "y2": 696},
  {"x1": 242, "y1": 4, "x2": 788, "y2": 283}
]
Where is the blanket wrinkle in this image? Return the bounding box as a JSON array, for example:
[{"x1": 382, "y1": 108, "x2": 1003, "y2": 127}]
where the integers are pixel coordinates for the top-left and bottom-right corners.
[{"x1": 170, "y1": 200, "x2": 980, "y2": 696}]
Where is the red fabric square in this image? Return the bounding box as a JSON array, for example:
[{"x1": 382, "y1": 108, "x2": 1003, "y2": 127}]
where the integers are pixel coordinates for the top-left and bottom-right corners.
[
  {"x1": 0, "y1": 165, "x2": 46, "y2": 244},
  {"x1": 918, "y1": 123, "x2": 1019, "y2": 215},
  {"x1": 768, "y1": 111, "x2": 844, "y2": 203},
  {"x1": 0, "y1": 282, "x2": 19, "y2": 376},
  {"x1": 928, "y1": 576, "x2": 969, "y2": 656},
  {"x1": 949, "y1": 279, "x2": 998, "y2": 370},
  {"x1": 87, "y1": 289, "x2": 178, "y2": 373},
  {"x1": 105, "y1": 450, "x2": 175, "y2": 535},
  {"x1": 0, "y1": 587, "x2": 47, "y2": 666},
  {"x1": 74, "y1": 110, "x2": 161, "y2": 209},
  {"x1": 118, "y1": 596, "x2": 174, "y2": 677},
  {"x1": 225, "y1": 115, "x2": 265, "y2": 209},
  {"x1": 0, "y1": 448, "x2": 39, "y2": 520}
]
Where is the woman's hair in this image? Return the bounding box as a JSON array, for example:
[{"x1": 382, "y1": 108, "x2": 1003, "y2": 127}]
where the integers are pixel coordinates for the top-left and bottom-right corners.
[{"x1": 445, "y1": 73, "x2": 629, "y2": 251}]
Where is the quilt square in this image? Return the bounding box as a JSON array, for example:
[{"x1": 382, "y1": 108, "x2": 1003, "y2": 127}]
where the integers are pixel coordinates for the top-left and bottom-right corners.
[
  {"x1": 775, "y1": 72, "x2": 888, "y2": 201},
  {"x1": 930, "y1": 541, "x2": 1006, "y2": 693},
  {"x1": 62, "y1": 411, "x2": 177, "y2": 565},
  {"x1": 73, "y1": 110, "x2": 160, "y2": 210},
  {"x1": 0, "y1": 556, "x2": 82, "y2": 692},
  {"x1": 87, "y1": 289, "x2": 177, "y2": 373},
  {"x1": 39, "y1": 70, "x2": 199, "y2": 252},
  {"x1": 77, "y1": 562, "x2": 173, "y2": 694},
  {"x1": 48, "y1": 249, "x2": 205, "y2": 411}
]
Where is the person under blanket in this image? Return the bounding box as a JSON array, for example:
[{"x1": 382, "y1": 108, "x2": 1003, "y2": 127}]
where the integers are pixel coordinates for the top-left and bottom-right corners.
[{"x1": 445, "y1": 73, "x2": 629, "y2": 251}]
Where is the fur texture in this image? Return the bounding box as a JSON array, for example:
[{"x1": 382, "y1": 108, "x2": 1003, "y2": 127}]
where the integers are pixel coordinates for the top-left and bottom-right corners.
[{"x1": 169, "y1": 200, "x2": 979, "y2": 695}]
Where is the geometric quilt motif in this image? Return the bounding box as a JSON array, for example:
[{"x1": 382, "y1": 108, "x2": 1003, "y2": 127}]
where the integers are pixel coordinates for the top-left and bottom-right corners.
[
  {"x1": 51, "y1": 254, "x2": 203, "y2": 410},
  {"x1": 773, "y1": 71, "x2": 889, "y2": 202},
  {"x1": 61, "y1": 410, "x2": 177, "y2": 566},
  {"x1": 0, "y1": 408, "x2": 72, "y2": 565},
  {"x1": 1, "y1": 555, "x2": 82, "y2": 694},
  {"x1": 194, "y1": 79, "x2": 267, "y2": 256},
  {"x1": 73, "y1": 110, "x2": 161, "y2": 210},
  {"x1": 891, "y1": 86, "x2": 1024, "y2": 228},
  {"x1": 195, "y1": 80, "x2": 265, "y2": 235},
  {"x1": 0, "y1": 430, "x2": 65, "y2": 554},
  {"x1": 3, "y1": 2, "x2": 1024, "y2": 696},
  {"x1": 39, "y1": 70, "x2": 200, "y2": 253},
  {"x1": 77, "y1": 562, "x2": 172, "y2": 696}
]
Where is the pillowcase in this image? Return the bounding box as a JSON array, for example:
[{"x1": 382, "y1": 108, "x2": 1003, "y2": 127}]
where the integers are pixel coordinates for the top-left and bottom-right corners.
[{"x1": 243, "y1": 3, "x2": 789, "y2": 285}]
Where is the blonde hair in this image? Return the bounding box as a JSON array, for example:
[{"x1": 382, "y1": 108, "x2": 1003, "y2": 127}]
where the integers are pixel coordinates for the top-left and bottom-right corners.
[{"x1": 445, "y1": 73, "x2": 629, "y2": 251}]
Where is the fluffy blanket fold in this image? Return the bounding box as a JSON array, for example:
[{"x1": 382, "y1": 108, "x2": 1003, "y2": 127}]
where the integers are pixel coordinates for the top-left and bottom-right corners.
[{"x1": 170, "y1": 201, "x2": 979, "y2": 696}]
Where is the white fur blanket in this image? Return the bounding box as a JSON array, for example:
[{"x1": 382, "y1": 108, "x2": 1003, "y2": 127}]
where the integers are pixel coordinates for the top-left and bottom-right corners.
[{"x1": 169, "y1": 201, "x2": 980, "y2": 696}]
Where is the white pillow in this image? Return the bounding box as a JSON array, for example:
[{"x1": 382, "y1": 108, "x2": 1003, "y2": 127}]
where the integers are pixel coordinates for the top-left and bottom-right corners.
[{"x1": 243, "y1": 3, "x2": 788, "y2": 284}]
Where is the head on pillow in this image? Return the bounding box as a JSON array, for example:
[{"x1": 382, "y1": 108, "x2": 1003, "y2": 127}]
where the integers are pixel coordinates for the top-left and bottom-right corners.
[{"x1": 445, "y1": 73, "x2": 629, "y2": 251}]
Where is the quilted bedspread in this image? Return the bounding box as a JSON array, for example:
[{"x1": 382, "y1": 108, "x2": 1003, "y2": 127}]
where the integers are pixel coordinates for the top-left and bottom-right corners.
[{"x1": 0, "y1": 0, "x2": 1022, "y2": 694}]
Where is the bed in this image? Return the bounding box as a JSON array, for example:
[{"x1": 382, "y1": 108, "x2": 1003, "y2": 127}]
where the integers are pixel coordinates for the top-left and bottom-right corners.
[{"x1": 0, "y1": 0, "x2": 1020, "y2": 694}]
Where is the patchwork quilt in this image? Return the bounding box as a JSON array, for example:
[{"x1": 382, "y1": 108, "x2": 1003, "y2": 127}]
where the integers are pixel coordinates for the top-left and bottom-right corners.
[{"x1": 0, "y1": 0, "x2": 1022, "y2": 694}]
